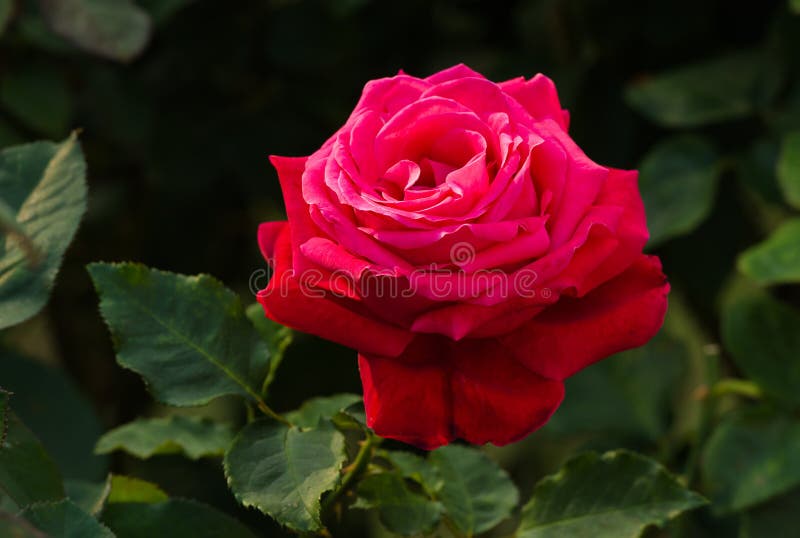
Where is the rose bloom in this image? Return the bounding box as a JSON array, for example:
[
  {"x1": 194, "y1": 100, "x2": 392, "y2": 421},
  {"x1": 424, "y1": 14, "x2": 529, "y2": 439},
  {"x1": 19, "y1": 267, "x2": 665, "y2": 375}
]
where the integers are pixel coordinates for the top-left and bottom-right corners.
[{"x1": 257, "y1": 64, "x2": 669, "y2": 449}]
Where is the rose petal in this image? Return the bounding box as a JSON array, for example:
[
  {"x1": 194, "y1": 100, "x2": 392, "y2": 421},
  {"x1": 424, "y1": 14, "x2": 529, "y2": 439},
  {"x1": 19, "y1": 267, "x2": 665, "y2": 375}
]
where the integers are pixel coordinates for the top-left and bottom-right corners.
[
  {"x1": 500, "y1": 74, "x2": 569, "y2": 131},
  {"x1": 258, "y1": 224, "x2": 413, "y2": 357},
  {"x1": 500, "y1": 255, "x2": 669, "y2": 380},
  {"x1": 425, "y1": 63, "x2": 486, "y2": 84},
  {"x1": 359, "y1": 336, "x2": 564, "y2": 449},
  {"x1": 531, "y1": 120, "x2": 609, "y2": 247},
  {"x1": 257, "y1": 221, "x2": 287, "y2": 263},
  {"x1": 359, "y1": 348, "x2": 452, "y2": 449},
  {"x1": 450, "y1": 339, "x2": 564, "y2": 446},
  {"x1": 269, "y1": 155, "x2": 320, "y2": 273}
]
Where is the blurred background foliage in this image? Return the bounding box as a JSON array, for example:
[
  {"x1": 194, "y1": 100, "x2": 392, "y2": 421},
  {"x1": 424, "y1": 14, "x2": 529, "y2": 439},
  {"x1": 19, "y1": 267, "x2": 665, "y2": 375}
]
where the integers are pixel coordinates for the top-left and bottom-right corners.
[{"x1": 3, "y1": 0, "x2": 800, "y2": 536}]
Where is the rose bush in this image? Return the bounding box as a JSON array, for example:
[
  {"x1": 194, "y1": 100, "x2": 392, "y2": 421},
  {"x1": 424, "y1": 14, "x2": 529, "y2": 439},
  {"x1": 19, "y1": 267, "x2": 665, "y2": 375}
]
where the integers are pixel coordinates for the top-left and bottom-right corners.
[{"x1": 256, "y1": 64, "x2": 669, "y2": 449}]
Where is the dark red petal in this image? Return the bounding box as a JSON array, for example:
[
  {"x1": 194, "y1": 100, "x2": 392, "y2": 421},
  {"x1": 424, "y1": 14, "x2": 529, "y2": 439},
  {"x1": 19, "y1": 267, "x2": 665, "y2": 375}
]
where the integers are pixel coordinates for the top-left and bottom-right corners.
[
  {"x1": 450, "y1": 339, "x2": 564, "y2": 446},
  {"x1": 500, "y1": 255, "x2": 669, "y2": 381},
  {"x1": 359, "y1": 350, "x2": 452, "y2": 450},
  {"x1": 359, "y1": 337, "x2": 565, "y2": 449},
  {"x1": 258, "y1": 223, "x2": 413, "y2": 358},
  {"x1": 257, "y1": 221, "x2": 287, "y2": 262}
]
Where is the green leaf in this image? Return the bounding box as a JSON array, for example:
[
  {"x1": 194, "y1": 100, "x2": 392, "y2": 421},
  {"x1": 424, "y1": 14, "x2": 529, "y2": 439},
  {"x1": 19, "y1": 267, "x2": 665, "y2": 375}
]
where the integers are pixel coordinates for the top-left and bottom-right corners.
[
  {"x1": 102, "y1": 499, "x2": 256, "y2": 538},
  {"x1": 0, "y1": 509, "x2": 46, "y2": 537},
  {"x1": 87, "y1": 262, "x2": 270, "y2": 408},
  {"x1": 778, "y1": 131, "x2": 800, "y2": 208},
  {"x1": 223, "y1": 420, "x2": 346, "y2": 532},
  {"x1": 65, "y1": 475, "x2": 166, "y2": 516},
  {"x1": 245, "y1": 303, "x2": 293, "y2": 397},
  {"x1": 0, "y1": 134, "x2": 87, "y2": 329},
  {"x1": 738, "y1": 219, "x2": 800, "y2": 285},
  {"x1": 95, "y1": 415, "x2": 233, "y2": 460},
  {"x1": 702, "y1": 408, "x2": 800, "y2": 513},
  {"x1": 22, "y1": 499, "x2": 114, "y2": 537},
  {"x1": 0, "y1": 198, "x2": 38, "y2": 267},
  {"x1": 625, "y1": 51, "x2": 774, "y2": 127},
  {"x1": 107, "y1": 476, "x2": 167, "y2": 504},
  {"x1": 741, "y1": 487, "x2": 800, "y2": 538},
  {"x1": 0, "y1": 388, "x2": 9, "y2": 446},
  {"x1": 382, "y1": 450, "x2": 443, "y2": 494},
  {"x1": 138, "y1": 0, "x2": 195, "y2": 25},
  {"x1": 64, "y1": 479, "x2": 109, "y2": 515},
  {"x1": 36, "y1": 0, "x2": 152, "y2": 62},
  {"x1": 638, "y1": 135, "x2": 720, "y2": 247},
  {"x1": 0, "y1": 413, "x2": 64, "y2": 507},
  {"x1": 547, "y1": 330, "x2": 686, "y2": 441},
  {"x1": 0, "y1": 351, "x2": 107, "y2": 480},
  {"x1": 429, "y1": 445, "x2": 518, "y2": 536},
  {"x1": 285, "y1": 394, "x2": 361, "y2": 428},
  {"x1": 721, "y1": 294, "x2": 800, "y2": 406},
  {"x1": 791, "y1": 0, "x2": 800, "y2": 15},
  {"x1": 0, "y1": 66, "x2": 72, "y2": 138},
  {"x1": 518, "y1": 450, "x2": 706, "y2": 538},
  {"x1": 0, "y1": 0, "x2": 13, "y2": 37},
  {"x1": 355, "y1": 473, "x2": 443, "y2": 536}
]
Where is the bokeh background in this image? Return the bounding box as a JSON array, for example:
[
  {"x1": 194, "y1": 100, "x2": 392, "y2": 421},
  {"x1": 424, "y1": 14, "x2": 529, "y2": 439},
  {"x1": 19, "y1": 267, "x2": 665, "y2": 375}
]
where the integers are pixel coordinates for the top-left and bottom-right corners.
[{"x1": 2, "y1": 0, "x2": 799, "y2": 536}]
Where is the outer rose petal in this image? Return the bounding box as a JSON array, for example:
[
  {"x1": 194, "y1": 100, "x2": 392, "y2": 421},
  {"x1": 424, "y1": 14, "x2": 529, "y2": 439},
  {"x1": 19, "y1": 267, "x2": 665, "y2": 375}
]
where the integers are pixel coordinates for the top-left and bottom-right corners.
[
  {"x1": 500, "y1": 255, "x2": 669, "y2": 380},
  {"x1": 359, "y1": 337, "x2": 565, "y2": 449},
  {"x1": 425, "y1": 63, "x2": 487, "y2": 84},
  {"x1": 257, "y1": 222, "x2": 413, "y2": 358},
  {"x1": 257, "y1": 221, "x2": 287, "y2": 263},
  {"x1": 499, "y1": 74, "x2": 570, "y2": 130},
  {"x1": 550, "y1": 168, "x2": 649, "y2": 296},
  {"x1": 269, "y1": 155, "x2": 320, "y2": 274}
]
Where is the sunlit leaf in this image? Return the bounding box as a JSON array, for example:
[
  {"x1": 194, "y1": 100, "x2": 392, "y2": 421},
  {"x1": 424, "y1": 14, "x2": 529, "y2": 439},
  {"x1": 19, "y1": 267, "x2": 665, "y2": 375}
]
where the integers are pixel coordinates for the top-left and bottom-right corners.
[
  {"x1": 107, "y1": 476, "x2": 167, "y2": 504},
  {"x1": 0, "y1": 134, "x2": 87, "y2": 329}
]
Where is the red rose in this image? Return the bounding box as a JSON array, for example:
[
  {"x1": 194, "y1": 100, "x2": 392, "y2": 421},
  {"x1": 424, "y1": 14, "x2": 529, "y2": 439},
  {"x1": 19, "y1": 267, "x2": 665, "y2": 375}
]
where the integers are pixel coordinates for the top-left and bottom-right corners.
[{"x1": 257, "y1": 64, "x2": 669, "y2": 449}]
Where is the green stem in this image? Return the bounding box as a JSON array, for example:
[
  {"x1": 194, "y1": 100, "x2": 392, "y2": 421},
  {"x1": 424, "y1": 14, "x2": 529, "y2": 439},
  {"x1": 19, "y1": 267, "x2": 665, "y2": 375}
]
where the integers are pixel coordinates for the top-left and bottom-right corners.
[
  {"x1": 322, "y1": 434, "x2": 379, "y2": 512},
  {"x1": 684, "y1": 350, "x2": 721, "y2": 489},
  {"x1": 255, "y1": 398, "x2": 291, "y2": 426},
  {"x1": 709, "y1": 378, "x2": 763, "y2": 400}
]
